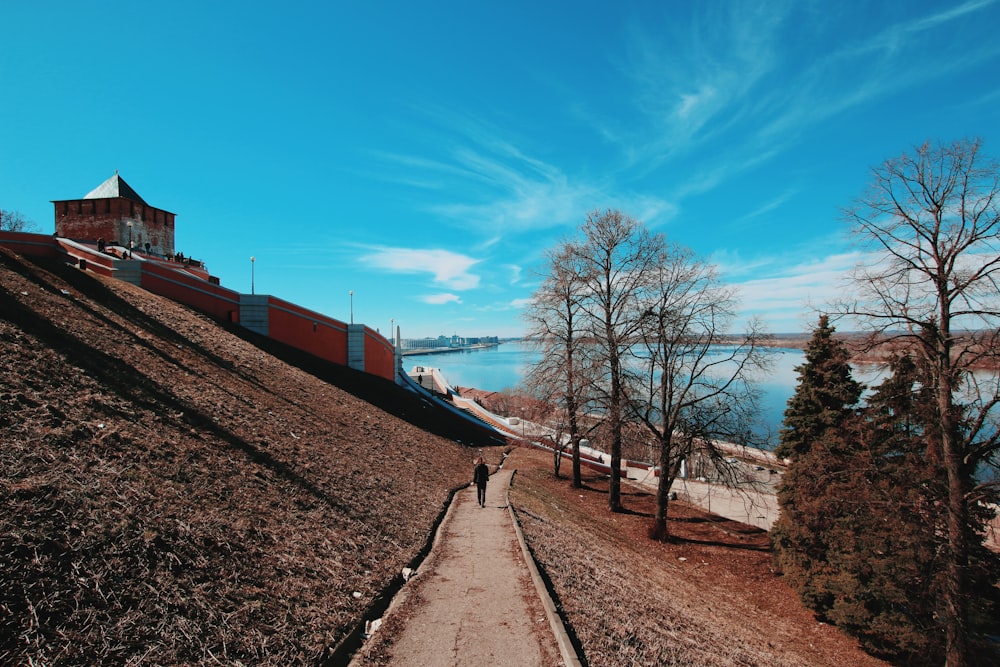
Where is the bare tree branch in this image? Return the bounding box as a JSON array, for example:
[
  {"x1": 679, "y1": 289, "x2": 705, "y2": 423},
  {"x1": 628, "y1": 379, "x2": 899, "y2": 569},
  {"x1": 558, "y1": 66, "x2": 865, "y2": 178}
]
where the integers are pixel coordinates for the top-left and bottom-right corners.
[{"x1": 839, "y1": 138, "x2": 1000, "y2": 667}]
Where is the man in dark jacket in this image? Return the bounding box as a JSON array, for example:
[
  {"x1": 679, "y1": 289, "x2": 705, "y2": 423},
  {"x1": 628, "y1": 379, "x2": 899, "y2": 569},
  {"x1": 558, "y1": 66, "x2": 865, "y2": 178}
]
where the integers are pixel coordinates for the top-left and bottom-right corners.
[{"x1": 473, "y1": 457, "x2": 489, "y2": 508}]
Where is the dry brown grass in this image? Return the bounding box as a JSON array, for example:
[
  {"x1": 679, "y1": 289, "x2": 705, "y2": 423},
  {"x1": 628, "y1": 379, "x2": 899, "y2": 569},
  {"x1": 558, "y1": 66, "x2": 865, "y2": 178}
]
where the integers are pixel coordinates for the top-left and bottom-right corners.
[
  {"x1": 0, "y1": 247, "x2": 902, "y2": 666},
  {"x1": 508, "y1": 447, "x2": 890, "y2": 667},
  {"x1": 0, "y1": 249, "x2": 502, "y2": 665}
]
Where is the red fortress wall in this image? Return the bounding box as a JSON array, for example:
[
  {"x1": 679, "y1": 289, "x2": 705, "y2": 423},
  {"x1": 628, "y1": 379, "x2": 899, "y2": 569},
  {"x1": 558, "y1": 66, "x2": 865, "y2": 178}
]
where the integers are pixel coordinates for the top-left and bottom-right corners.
[
  {"x1": 363, "y1": 325, "x2": 395, "y2": 379},
  {"x1": 264, "y1": 297, "x2": 349, "y2": 365},
  {"x1": 0, "y1": 232, "x2": 397, "y2": 382},
  {"x1": 0, "y1": 231, "x2": 62, "y2": 260},
  {"x1": 139, "y1": 260, "x2": 242, "y2": 322},
  {"x1": 259, "y1": 298, "x2": 395, "y2": 379}
]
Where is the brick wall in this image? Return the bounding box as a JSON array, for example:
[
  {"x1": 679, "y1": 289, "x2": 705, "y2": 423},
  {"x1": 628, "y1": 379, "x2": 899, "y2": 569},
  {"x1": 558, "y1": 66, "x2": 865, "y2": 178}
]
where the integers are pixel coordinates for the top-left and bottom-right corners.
[
  {"x1": 53, "y1": 198, "x2": 175, "y2": 257},
  {"x1": 2, "y1": 232, "x2": 397, "y2": 383},
  {"x1": 363, "y1": 326, "x2": 396, "y2": 380},
  {"x1": 266, "y1": 297, "x2": 350, "y2": 367}
]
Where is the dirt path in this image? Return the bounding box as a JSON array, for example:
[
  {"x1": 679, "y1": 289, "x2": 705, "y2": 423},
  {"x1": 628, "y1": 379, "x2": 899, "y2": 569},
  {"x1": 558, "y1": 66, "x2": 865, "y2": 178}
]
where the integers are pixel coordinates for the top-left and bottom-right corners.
[{"x1": 352, "y1": 468, "x2": 568, "y2": 666}]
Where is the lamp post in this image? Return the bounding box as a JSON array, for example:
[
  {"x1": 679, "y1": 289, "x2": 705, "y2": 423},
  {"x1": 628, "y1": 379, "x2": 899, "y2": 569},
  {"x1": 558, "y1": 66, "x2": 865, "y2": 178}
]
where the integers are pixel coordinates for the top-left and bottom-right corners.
[
  {"x1": 126, "y1": 221, "x2": 133, "y2": 258},
  {"x1": 390, "y1": 318, "x2": 395, "y2": 345},
  {"x1": 250, "y1": 256, "x2": 255, "y2": 295},
  {"x1": 349, "y1": 290, "x2": 354, "y2": 324}
]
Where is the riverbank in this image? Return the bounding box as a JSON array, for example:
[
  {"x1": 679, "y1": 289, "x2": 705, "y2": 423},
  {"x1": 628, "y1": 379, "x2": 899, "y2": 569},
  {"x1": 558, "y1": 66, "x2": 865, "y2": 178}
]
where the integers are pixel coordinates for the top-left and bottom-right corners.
[
  {"x1": 761, "y1": 330, "x2": 1000, "y2": 371},
  {"x1": 400, "y1": 342, "x2": 499, "y2": 356}
]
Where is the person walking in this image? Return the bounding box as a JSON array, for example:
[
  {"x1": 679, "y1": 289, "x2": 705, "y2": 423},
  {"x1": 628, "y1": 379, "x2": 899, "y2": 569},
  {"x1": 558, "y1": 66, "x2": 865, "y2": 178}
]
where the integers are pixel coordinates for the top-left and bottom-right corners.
[{"x1": 472, "y1": 457, "x2": 490, "y2": 508}]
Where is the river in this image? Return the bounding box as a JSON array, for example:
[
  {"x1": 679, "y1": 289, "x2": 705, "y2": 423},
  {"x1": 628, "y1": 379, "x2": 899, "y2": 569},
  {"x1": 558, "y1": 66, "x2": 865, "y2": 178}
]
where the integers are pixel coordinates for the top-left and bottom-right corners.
[
  {"x1": 406, "y1": 342, "x2": 825, "y2": 448},
  {"x1": 407, "y1": 341, "x2": 999, "y2": 479}
]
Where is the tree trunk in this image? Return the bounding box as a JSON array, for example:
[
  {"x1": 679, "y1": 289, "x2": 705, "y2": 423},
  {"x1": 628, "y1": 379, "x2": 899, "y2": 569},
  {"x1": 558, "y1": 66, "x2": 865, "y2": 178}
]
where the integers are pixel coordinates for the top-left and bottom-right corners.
[
  {"x1": 605, "y1": 305, "x2": 623, "y2": 511},
  {"x1": 572, "y1": 438, "x2": 582, "y2": 488},
  {"x1": 936, "y1": 316, "x2": 969, "y2": 667},
  {"x1": 608, "y1": 357, "x2": 623, "y2": 512},
  {"x1": 940, "y1": 373, "x2": 969, "y2": 666},
  {"x1": 651, "y1": 437, "x2": 672, "y2": 540},
  {"x1": 942, "y1": 437, "x2": 969, "y2": 667},
  {"x1": 566, "y1": 371, "x2": 582, "y2": 488},
  {"x1": 608, "y1": 437, "x2": 622, "y2": 511}
]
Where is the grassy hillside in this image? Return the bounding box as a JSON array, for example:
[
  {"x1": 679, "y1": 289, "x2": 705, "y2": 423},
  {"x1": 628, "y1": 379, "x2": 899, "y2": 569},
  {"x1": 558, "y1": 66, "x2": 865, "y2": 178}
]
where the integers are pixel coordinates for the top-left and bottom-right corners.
[
  {"x1": 0, "y1": 249, "x2": 499, "y2": 664},
  {"x1": 507, "y1": 448, "x2": 891, "y2": 667},
  {"x1": 1, "y1": 247, "x2": 922, "y2": 667}
]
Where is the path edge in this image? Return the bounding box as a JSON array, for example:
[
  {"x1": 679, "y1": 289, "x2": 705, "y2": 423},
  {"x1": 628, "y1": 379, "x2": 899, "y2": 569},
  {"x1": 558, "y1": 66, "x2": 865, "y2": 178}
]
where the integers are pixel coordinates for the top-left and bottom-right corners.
[
  {"x1": 344, "y1": 483, "x2": 465, "y2": 667},
  {"x1": 506, "y1": 470, "x2": 584, "y2": 667}
]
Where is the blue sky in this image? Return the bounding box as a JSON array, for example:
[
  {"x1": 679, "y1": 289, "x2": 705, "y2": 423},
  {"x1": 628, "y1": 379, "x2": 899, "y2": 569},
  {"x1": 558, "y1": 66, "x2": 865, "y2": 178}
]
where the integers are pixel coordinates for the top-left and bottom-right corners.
[{"x1": 2, "y1": 1, "x2": 999, "y2": 338}]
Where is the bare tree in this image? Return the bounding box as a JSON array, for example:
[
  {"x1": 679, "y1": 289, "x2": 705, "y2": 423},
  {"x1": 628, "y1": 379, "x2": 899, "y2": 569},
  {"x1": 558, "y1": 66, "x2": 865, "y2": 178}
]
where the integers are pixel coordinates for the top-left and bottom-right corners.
[
  {"x1": 523, "y1": 243, "x2": 592, "y2": 485},
  {"x1": 0, "y1": 209, "x2": 37, "y2": 232},
  {"x1": 627, "y1": 244, "x2": 768, "y2": 539},
  {"x1": 571, "y1": 210, "x2": 665, "y2": 512},
  {"x1": 840, "y1": 138, "x2": 1000, "y2": 667}
]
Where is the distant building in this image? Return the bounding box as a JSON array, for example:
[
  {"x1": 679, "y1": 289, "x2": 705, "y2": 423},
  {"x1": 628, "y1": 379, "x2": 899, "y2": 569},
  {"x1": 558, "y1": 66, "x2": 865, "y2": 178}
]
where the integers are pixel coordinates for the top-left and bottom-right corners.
[
  {"x1": 398, "y1": 335, "x2": 500, "y2": 350},
  {"x1": 399, "y1": 337, "x2": 449, "y2": 351},
  {"x1": 52, "y1": 172, "x2": 175, "y2": 257}
]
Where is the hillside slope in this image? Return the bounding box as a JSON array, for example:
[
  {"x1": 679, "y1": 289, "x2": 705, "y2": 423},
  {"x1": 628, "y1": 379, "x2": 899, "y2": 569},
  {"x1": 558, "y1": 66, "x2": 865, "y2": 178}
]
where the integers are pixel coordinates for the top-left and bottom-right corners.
[
  {"x1": 508, "y1": 449, "x2": 892, "y2": 667},
  {"x1": 0, "y1": 249, "x2": 496, "y2": 665}
]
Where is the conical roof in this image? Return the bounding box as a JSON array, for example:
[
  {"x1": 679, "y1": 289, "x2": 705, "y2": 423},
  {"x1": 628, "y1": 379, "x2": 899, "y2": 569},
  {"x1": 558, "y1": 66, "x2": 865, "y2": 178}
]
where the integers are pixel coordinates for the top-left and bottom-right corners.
[{"x1": 83, "y1": 171, "x2": 147, "y2": 205}]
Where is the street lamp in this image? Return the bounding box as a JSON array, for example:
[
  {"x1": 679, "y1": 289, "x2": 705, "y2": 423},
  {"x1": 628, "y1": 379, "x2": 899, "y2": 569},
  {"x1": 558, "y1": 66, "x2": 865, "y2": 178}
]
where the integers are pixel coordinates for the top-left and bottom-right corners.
[
  {"x1": 126, "y1": 221, "x2": 133, "y2": 258},
  {"x1": 250, "y1": 256, "x2": 255, "y2": 295},
  {"x1": 349, "y1": 290, "x2": 354, "y2": 324},
  {"x1": 390, "y1": 318, "x2": 395, "y2": 345}
]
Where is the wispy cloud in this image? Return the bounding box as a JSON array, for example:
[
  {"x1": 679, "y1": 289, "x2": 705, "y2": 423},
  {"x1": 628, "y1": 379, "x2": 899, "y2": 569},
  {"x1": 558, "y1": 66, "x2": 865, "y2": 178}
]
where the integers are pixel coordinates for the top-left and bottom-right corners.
[
  {"x1": 852, "y1": 0, "x2": 997, "y2": 54},
  {"x1": 616, "y1": 3, "x2": 790, "y2": 170},
  {"x1": 757, "y1": 0, "x2": 1000, "y2": 141},
  {"x1": 503, "y1": 264, "x2": 523, "y2": 286},
  {"x1": 731, "y1": 251, "x2": 862, "y2": 331},
  {"x1": 364, "y1": 150, "x2": 476, "y2": 191},
  {"x1": 474, "y1": 297, "x2": 534, "y2": 313},
  {"x1": 372, "y1": 105, "x2": 676, "y2": 233},
  {"x1": 358, "y1": 246, "x2": 481, "y2": 290},
  {"x1": 422, "y1": 293, "x2": 461, "y2": 305},
  {"x1": 730, "y1": 188, "x2": 799, "y2": 228},
  {"x1": 614, "y1": 0, "x2": 1000, "y2": 200}
]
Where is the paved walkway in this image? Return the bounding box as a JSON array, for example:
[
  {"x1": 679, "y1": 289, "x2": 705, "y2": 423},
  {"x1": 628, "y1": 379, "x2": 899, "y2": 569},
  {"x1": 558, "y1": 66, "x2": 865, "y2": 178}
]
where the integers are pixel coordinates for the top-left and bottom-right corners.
[
  {"x1": 352, "y1": 468, "x2": 577, "y2": 667},
  {"x1": 627, "y1": 466, "x2": 780, "y2": 530}
]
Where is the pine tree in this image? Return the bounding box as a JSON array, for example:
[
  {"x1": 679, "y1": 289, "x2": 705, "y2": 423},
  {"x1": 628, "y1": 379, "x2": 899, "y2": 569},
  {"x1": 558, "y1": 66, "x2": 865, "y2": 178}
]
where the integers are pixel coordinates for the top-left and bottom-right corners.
[
  {"x1": 817, "y1": 355, "x2": 947, "y2": 663},
  {"x1": 841, "y1": 139, "x2": 1000, "y2": 665},
  {"x1": 775, "y1": 351, "x2": 1000, "y2": 664},
  {"x1": 774, "y1": 315, "x2": 862, "y2": 460},
  {"x1": 772, "y1": 315, "x2": 864, "y2": 613}
]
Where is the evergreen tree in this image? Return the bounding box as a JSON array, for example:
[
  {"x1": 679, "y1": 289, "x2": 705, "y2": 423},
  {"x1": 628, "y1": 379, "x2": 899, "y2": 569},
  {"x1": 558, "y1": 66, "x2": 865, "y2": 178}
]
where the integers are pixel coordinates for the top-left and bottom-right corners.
[
  {"x1": 772, "y1": 315, "x2": 864, "y2": 615},
  {"x1": 816, "y1": 356, "x2": 946, "y2": 663},
  {"x1": 775, "y1": 351, "x2": 1000, "y2": 664},
  {"x1": 774, "y1": 315, "x2": 862, "y2": 460}
]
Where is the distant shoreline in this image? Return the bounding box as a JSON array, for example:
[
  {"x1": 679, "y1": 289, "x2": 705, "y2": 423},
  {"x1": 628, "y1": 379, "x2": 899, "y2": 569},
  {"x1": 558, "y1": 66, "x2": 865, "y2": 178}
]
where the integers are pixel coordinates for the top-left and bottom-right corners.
[
  {"x1": 400, "y1": 334, "x2": 1000, "y2": 371},
  {"x1": 401, "y1": 342, "x2": 500, "y2": 356},
  {"x1": 760, "y1": 332, "x2": 1000, "y2": 371}
]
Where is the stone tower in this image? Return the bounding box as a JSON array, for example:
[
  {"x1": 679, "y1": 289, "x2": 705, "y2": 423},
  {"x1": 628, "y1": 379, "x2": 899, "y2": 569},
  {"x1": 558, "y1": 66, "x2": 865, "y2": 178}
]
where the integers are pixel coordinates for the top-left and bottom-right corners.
[{"x1": 53, "y1": 172, "x2": 175, "y2": 257}]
